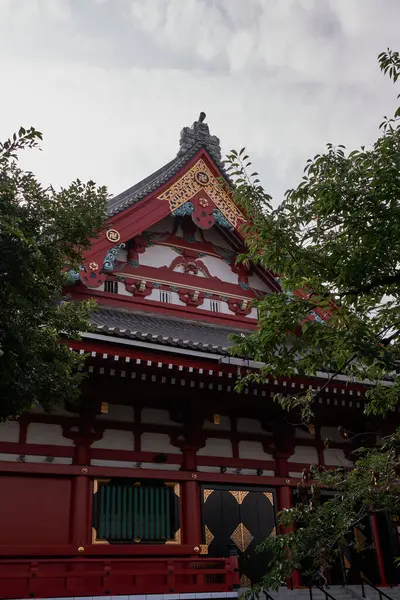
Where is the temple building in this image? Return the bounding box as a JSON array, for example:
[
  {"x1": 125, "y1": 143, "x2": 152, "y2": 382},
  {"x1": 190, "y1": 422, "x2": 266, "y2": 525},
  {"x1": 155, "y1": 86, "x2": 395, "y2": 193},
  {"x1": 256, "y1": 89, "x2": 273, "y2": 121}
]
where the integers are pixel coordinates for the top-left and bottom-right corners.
[{"x1": 0, "y1": 114, "x2": 399, "y2": 599}]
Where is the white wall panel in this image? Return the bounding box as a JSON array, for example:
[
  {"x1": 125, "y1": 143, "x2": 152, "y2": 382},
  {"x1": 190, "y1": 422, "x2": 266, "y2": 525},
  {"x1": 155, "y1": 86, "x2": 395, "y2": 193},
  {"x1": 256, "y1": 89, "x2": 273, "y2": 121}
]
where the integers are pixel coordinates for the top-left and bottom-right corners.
[
  {"x1": 248, "y1": 272, "x2": 271, "y2": 292},
  {"x1": 288, "y1": 445, "x2": 318, "y2": 463},
  {"x1": 26, "y1": 423, "x2": 74, "y2": 447},
  {"x1": 237, "y1": 418, "x2": 266, "y2": 434},
  {"x1": 141, "y1": 408, "x2": 176, "y2": 427},
  {"x1": 197, "y1": 438, "x2": 233, "y2": 458},
  {"x1": 203, "y1": 416, "x2": 231, "y2": 431},
  {"x1": 238, "y1": 441, "x2": 273, "y2": 460},
  {"x1": 91, "y1": 429, "x2": 134, "y2": 450},
  {"x1": 141, "y1": 432, "x2": 181, "y2": 454},
  {"x1": 140, "y1": 245, "x2": 177, "y2": 268},
  {"x1": 97, "y1": 404, "x2": 134, "y2": 422},
  {"x1": 323, "y1": 448, "x2": 353, "y2": 467},
  {"x1": 0, "y1": 421, "x2": 19, "y2": 442},
  {"x1": 199, "y1": 255, "x2": 238, "y2": 284},
  {"x1": 295, "y1": 427, "x2": 315, "y2": 440}
]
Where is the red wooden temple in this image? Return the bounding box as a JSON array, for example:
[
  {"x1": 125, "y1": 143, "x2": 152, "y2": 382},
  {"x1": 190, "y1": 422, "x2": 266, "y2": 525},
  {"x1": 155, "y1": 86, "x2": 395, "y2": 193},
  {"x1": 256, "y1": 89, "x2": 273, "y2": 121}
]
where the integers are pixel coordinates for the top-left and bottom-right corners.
[{"x1": 0, "y1": 114, "x2": 399, "y2": 599}]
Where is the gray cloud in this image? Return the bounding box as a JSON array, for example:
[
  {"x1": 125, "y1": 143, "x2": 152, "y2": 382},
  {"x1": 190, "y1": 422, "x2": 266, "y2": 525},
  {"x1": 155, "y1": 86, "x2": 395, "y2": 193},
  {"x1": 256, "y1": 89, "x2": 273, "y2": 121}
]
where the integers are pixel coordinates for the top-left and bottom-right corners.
[{"x1": 0, "y1": 0, "x2": 399, "y2": 205}]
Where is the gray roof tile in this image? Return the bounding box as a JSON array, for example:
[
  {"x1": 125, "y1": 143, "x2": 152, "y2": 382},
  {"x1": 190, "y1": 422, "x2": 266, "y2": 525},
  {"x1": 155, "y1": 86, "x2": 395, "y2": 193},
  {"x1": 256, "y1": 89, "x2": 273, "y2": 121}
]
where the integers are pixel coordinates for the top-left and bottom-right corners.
[{"x1": 90, "y1": 308, "x2": 249, "y2": 355}]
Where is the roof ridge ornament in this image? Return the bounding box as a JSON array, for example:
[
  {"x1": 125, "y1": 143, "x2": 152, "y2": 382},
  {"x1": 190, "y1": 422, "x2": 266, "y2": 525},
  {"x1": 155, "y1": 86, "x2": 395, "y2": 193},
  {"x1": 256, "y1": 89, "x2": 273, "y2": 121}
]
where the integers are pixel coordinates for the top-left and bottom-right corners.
[{"x1": 177, "y1": 111, "x2": 222, "y2": 164}]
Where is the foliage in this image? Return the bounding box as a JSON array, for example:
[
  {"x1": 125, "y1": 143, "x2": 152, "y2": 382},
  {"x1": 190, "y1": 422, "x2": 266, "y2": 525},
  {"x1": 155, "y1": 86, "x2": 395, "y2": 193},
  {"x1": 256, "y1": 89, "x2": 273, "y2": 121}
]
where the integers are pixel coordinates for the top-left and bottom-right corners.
[
  {"x1": 0, "y1": 127, "x2": 107, "y2": 420},
  {"x1": 225, "y1": 50, "x2": 400, "y2": 590}
]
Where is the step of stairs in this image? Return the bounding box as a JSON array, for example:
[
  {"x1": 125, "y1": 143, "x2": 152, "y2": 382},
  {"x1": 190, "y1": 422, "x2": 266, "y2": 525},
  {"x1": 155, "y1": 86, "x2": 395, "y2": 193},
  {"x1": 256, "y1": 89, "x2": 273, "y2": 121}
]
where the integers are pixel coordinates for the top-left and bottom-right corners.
[{"x1": 242, "y1": 585, "x2": 400, "y2": 600}]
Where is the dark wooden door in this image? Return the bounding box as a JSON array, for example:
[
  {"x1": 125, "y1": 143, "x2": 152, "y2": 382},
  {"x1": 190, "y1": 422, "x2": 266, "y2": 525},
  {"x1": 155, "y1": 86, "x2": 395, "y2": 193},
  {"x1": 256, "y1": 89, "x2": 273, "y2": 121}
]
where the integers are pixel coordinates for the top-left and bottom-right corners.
[{"x1": 201, "y1": 486, "x2": 276, "y2": 585}]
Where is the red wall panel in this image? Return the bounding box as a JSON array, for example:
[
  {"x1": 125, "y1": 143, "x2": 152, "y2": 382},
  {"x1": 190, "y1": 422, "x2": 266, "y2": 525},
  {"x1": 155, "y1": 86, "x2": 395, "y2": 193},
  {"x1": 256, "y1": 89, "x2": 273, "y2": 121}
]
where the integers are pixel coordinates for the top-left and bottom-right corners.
[{"x1": 0, "y1": 475, "x2": 71, "y2": 545}]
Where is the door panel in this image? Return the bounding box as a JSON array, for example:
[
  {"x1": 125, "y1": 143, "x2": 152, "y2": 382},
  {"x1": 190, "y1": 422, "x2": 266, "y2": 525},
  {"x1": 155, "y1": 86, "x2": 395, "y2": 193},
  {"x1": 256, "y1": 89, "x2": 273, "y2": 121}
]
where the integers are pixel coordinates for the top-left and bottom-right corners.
[{"x1": 201, "y1": 486, "x2": 276, "y2": 585}]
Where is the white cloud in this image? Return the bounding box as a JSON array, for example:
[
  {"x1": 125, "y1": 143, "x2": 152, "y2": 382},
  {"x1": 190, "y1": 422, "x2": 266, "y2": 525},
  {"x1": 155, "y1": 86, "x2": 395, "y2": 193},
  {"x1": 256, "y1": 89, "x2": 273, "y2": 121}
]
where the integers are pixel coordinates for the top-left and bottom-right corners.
[{"x1": 0, "y1": 0, "x2": 399, "y2": 206}]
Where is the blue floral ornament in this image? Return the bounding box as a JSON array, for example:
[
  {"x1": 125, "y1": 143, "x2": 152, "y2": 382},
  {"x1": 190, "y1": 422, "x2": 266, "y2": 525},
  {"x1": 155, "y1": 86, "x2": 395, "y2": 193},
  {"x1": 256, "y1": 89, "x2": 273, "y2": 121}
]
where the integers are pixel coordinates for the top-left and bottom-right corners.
[
  {"x1": 171, "y1": 201, "x2": 195, "y2": 217},
  {"x1": 211, "y1": 209, "x2": 234, "y2": 230},
  {"x1": 66, "y1": 269, "x2": 80, "y2": 285},
  {"x1": 103, "y1": 243, "x2": 126, "y2": 273}
]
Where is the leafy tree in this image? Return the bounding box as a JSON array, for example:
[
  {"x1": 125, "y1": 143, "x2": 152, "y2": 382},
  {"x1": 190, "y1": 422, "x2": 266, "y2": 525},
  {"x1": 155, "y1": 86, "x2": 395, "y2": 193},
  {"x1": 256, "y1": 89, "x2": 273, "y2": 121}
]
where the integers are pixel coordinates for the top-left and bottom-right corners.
[
  {"x1": 0, "y1": 128, "x2": 107, "y2": 421},
  {"x1": 225, "y1": 49, "x2": 400, "y2": 590}
]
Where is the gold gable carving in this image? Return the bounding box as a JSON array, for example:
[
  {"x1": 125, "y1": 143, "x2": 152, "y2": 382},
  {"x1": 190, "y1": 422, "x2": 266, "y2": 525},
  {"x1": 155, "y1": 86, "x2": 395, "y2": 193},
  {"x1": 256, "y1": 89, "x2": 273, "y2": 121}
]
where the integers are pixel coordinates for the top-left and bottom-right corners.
[{"x1": 157, "y1": 158, "x2": 245, "y2": 228}]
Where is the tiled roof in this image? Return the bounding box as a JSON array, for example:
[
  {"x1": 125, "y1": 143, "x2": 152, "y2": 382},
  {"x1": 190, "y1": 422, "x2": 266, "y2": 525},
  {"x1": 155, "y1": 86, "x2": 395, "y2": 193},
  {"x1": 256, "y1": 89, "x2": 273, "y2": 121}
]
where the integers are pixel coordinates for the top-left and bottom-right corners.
[
  {"x1": 90, "y1": 308, "x2": 249, "y2": 355},
  {"x1": 107, "y1": 114, "x2": 231, "y2": 218}
]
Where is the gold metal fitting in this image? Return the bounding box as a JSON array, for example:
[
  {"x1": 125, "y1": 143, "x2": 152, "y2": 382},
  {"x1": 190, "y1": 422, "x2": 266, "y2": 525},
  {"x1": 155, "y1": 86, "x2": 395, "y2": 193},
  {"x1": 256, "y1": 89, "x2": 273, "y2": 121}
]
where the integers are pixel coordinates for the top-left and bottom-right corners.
[
  {"x1": 81, "y1": 467, "x2": 88, "y2": 474},
  {"x1": 78, "y1": 546, "x2": 84, "y2": 553}
]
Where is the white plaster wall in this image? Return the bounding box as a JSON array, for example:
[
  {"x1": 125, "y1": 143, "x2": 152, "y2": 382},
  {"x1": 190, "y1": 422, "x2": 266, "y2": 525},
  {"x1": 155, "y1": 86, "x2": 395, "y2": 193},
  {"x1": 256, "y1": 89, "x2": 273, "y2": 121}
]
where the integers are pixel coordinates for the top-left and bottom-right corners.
[
  {"x1": 172, "y1": 263, "x2": 207, "y2": 277},
  {"x1": 198, "y1": 298, "x2": 235, "y2": 315},
  {"x1": 0, "y1": 453, "x2": 72, "y2": 464},
  {"x1": 320, "y1": 426, "x2": 343, "y2": 444},
  {"x1": 91, "y1": 459, "x2": 135, "y2": 468},
  {"x1": 238, "y1": 441, "x2": 273, "y2": 461},
  {"x1": 237, "y1": 418, "x2": 266, "y2": 435},
  {"x1": 0, "y1": 421, "x2": 19, "y2": 442},
  {"x1": 203, "y1": 416, "x2": 231, "y2": 431},
  {"x1": 139, "y1": 462, "x2": 180, "y2": 471},
  {"x1": 295, "y1": 427, "x2": 315, "y2": 440},
  {"x1": 117, "y1": 282, "x2": 133, "y2": 297},
  {"x1": 146, "y1": 288, "x2": 186, "y2": 306},
  {"x1": 199, "y1": 255, "x2": 238, "y2": 284},
  {"x1": 141, "y1": 432, "x2": 181, "y2": 454},
  {"x1": 0, "y1": 453, "x2": 20, "y2": 462},
  {"x1": 141, "y1": 408, "x2": 176, "y2": 427},
  {"x1": 245, "y1": 307, "x2": 258, "y2": 319},
  {"x1": 148, "y1": 217, "x2": 173, "y2": 233},
  {"x1": 288, "y1": 445, "x2": 319, "y2": 463},
  {"x1": 97, "y1": 404, "x2": 134, "y2": 422},
  {"x1": 26, "y1": 423, "x2": 74, "y2": 447},
  {"x1": 248, "y1": 272, "x2": 271, "y2": 292},
  {"x1": 96, "y1": 281, "x2": 133, "y2": 297},
  {"x1": 26, "y1": 455, "x2": 73, "y2": 464},
  {"x1": 197, "y1": 438, "x2": 233, "y2": 458},
  {"x1": 140, "y1": 245, "x2": 177, "y2": 268},
  {"x1": 91, "y1": 429, "x2": 134, "y2": 450},
  {"x1": 288, "y1": 471, "x2": 302, "y2": 478},
  {"x1": 203, "y1": 227, "x2": 234, "y2": 249},
  {"x1": 323, "y1": 448, "x2": 353, "y2": 467}
]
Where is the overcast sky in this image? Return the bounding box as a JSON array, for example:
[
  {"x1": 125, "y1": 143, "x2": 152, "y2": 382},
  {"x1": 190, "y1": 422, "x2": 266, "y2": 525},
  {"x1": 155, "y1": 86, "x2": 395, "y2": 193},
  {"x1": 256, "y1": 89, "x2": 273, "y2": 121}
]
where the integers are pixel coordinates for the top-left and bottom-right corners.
[{"x1": 1, "y1": 0, "x2": 399, "y2": 205}]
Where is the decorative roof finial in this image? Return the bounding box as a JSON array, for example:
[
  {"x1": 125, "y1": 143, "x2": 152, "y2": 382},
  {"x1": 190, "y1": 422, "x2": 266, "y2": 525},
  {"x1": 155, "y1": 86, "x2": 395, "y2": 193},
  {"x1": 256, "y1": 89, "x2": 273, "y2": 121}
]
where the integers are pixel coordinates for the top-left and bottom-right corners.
[{"x1": 177, "y1": 112, "x2": 222, "y2": 164}]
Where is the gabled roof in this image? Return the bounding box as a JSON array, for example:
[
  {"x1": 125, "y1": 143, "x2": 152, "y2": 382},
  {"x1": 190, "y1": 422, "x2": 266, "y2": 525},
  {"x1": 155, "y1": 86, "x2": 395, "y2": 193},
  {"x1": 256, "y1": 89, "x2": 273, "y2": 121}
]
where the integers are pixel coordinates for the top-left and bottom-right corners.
[
  {"x1": 90, "y1": 307, "x2": 248, "y2": 355},
  {"x1": 107, "y1": 112, "x2": 231, "y2": 218}
]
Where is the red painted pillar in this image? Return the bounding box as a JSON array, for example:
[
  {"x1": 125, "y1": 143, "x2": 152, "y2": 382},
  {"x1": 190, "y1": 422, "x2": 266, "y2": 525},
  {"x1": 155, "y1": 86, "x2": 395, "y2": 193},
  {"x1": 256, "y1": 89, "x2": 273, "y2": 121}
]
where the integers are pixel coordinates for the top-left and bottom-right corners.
[
  {"x1": 71, "y1": 473, "x2": 91, "y2": 549},
  {"x1": 70, "y1": 431, "x2": 92, "y2": 551},
  {"x1": 278, "y1": 485, "x2": 302, "y2": 588},
  {"x1": 371, "y1": 512, "x2": 388, "y2": 586},
  {"x1": 181, "y1": 445, "x2": 202, "y2": 549}
]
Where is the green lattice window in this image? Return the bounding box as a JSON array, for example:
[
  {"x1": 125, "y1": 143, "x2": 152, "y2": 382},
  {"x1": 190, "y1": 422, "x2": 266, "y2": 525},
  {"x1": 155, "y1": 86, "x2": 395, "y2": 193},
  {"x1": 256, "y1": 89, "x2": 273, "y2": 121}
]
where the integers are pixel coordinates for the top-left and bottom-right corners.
[{"x1": 92, "y1": 479, "x2": 180, "y2": 544}]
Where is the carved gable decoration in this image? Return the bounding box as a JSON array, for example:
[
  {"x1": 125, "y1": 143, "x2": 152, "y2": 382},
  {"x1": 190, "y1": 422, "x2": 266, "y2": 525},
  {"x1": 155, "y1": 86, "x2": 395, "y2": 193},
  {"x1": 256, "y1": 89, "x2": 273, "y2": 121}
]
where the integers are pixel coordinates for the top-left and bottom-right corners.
[{"x1": 157, "y1": 158, "x2": 246, "y2": 230}]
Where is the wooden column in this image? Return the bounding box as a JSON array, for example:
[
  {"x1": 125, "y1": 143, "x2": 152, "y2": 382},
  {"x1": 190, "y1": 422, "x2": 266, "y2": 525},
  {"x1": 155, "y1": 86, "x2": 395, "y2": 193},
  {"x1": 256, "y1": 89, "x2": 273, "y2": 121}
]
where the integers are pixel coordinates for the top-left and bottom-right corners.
[
  {"x1": 71, "y1": 473, "x2": 91, "y2": 549},
  {"x1": 181, "y1": 444, "x2": 202, "y2": 549},
  {"x1": 371, "y1": 512, "x2": 388, "y2": 587},
  {"x1": 275, "y1": 424, "x2": 301, "y2": 588},
  {"x1": 67, "y1": 413, "x2": 101, "y2": 552},
  {"x1": 277, "y1": 485, "x2": 301, "y2": 588}
]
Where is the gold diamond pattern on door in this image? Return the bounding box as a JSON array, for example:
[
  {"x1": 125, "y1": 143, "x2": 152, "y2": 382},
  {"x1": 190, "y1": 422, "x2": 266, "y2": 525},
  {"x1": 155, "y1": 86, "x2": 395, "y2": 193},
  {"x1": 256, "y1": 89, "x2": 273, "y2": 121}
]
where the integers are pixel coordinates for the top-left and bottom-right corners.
[{"x1": 230, "y1": 522, "x2": 254, "y2": 553}]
